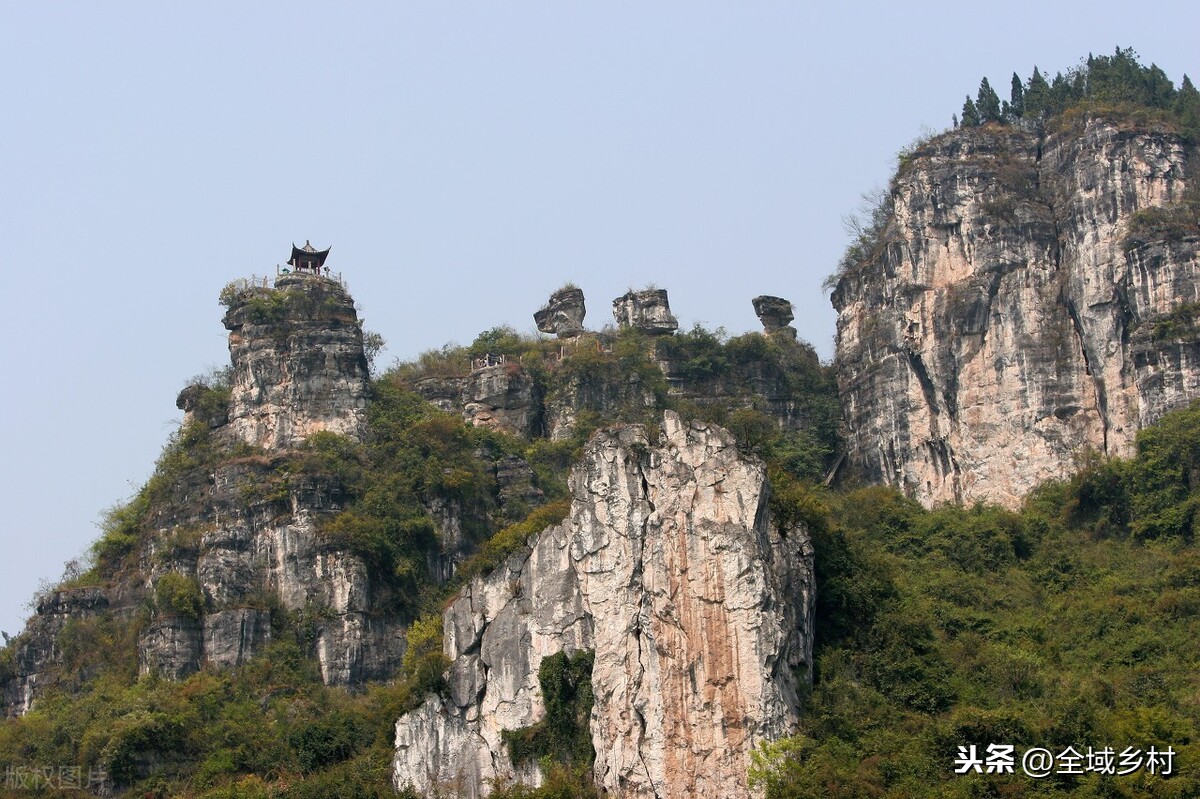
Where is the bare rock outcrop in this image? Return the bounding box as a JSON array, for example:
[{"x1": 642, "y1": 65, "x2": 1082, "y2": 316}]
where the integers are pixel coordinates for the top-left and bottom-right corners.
[
  {"x1": 534, "y1": 286, "x2": 587, "y2": 338},
  {"x1": 393, "y1": 411, "x2": 814, "y2": 799},
  {"x1": 753, "y1": 295, "x2": 798, "y2": 339},
  {"x1": 613, "y1": 288, "x2": 679, "y2": 334},
  {"x1": 461, "y1": 363, "x2": 541, "y2": 437},
  {"x1": 832, "y1": 118, "x2": 1200, "y2": 508},
  {"x1": 222, "y1": 273, "x2": 370, "y2": 450}
]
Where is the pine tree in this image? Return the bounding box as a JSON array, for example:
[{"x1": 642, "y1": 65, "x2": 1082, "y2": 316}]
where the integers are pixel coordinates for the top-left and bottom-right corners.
[
  {"x1": 1025, "y1": 67, "x2": 1050, "y2": 120},
  {"x1": 1009, "y1": 72, "x2": 1025, "y2": 119},
  {"x1": 1175, "y1": 74, "x2": 1200, "y2": 142},
  {"x1": 961, "y1": 96, "x2": 981, "y2": 127},
  {"x1": 976, "y1": 77, "x2": 1002, "y2": 124},
  {"x1": 1144, "y1": 63, "x2": 1175, "y2": 109}
]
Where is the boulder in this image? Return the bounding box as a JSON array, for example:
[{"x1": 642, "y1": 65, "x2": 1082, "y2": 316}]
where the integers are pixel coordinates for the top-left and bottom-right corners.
[
  {"x1": 612, "y1": 288, "x2": 678, "y2": 334},
  {"x1": 534, "y1": 287, "x2": 586, "y2": 338}
]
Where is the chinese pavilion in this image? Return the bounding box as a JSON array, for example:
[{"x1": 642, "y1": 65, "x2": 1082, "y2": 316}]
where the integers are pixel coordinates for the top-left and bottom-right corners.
[{"x1": 288, "y1": 240, "x2": 331, "y2": 274}]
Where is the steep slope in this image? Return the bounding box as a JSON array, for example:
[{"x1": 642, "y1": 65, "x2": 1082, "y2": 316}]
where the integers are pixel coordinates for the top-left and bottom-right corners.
[
  {"x1": 3, "y1": 274, "x2": 401, "y2": 716},
  {"x1": 393, "y1": 412, "x2": 814, "y2": 799},
  {"x1": 832, "y1": 116, "x2": 1200, "y2": 507},
  {"x1": 1, "y1": 269, "x2": 832, "y2": 799}
]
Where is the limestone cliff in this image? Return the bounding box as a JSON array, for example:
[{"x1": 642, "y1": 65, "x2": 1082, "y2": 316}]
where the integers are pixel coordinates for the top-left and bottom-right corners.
[
  {"x1": 393, "y1": 411, "x2": 814, "y2": 799},
  {"x1": 832, "y1": 117, "x2": 1200, "y2": 507},
  {"x1": 221, "y1": 273, "x2": 370, "y2": 449},
  {"x1": 3, "y1": 274, "x2": 401, "y2": 717}
]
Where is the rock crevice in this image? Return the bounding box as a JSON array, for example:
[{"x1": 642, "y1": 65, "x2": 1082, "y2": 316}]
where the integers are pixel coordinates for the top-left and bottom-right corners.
[
  {"x1": 833, "y1": 119, "x2": 1200, "y2": 507},
  {"x1": 393, "y1": 412, "x2": 814, "y2": 799}
]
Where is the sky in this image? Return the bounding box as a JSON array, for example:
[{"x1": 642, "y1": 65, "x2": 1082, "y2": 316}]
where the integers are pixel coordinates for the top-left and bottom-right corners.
[{"x1": 1, "y1": 1, "x2": 1197, "y2": 637}]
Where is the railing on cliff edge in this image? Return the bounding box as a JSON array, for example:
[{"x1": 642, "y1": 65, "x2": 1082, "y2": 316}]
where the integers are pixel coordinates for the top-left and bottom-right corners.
[{"x1": 224, "y1": 269, "x2": 349, "y2": 297}]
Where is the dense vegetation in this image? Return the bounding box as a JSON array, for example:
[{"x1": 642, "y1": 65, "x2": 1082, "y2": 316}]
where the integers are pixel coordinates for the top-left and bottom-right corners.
[
  {"x1": 752, "y1": 402, "x2": 1200, "y2": 798},
  {"x1": 957, "y1": 48, "x2": 1200, "y2": 143},
  {"x1": 12, "y1": 373, "x2": 1199, "y2": 799},
  {"x1": 0, "y1": 317, "x2": 838, "y2": 798}
]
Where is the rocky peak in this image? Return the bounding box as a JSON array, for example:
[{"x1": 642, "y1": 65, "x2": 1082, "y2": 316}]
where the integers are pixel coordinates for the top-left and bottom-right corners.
[
  {"x1": 393, "y1": 411, "x2": 813, "y2": 799},
  {"x1": 832, "y1": 117, "x2": 1200, "y2": 508},
  {"x1": 752, "y1": 295, "x2": 797, "y2": 338},
  {"x1": 612, "y1": 288, "x2": 679, "y2": 334},
  {"x1": 220, "y1": 273, "x2": 370, "y2": 450},
  {"x1": 533, "y1": 286, "x2": 586, "y2": 338},
  {"x1": 3, "y1": 273, "x2": 402, "y2": 718}
]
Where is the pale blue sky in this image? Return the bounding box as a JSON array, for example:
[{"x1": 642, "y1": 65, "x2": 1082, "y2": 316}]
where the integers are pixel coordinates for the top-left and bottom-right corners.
[{"x1": 2, "y1": 2, "x2": 1197, "y2": 637}]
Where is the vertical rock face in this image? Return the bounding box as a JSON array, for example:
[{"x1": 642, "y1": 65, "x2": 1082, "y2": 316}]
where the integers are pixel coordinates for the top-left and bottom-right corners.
[
  {"x1": 393, "y1": 412, "x2": 814, "y2": 799},
  {"x1": 134, "y1": 460, "x2": 407, "y2": 688},
  {"x1": 613, "y1": 289, "x2": 679, "y2": 334},
  {"x1": 222, "y1": 274, "x2": 370, "y2": 450},
  {"x1": 461, "y1": 364, "x2": 541, "y2": 437},
  {"x1": 832, "y1": 118, "x2": 1200, "y2": 508},
  {"x1": 2, "y1": 589, "x2": 109, "y2": 716},
  {"x1": 534, "y1": 286, "x2": 587, "y2": 338}
]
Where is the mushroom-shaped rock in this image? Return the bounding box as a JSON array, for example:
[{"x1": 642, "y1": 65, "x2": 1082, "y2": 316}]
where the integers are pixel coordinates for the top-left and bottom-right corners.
[
  {"x1": 534, "y1": 286, "x2": 586, "y2": 338},
  {"x1": 752, "y1": 295, "x2": 797, "y2": 338},
  {"x1": 612, "y1": 288, "x2": 678, "y2": 334}
]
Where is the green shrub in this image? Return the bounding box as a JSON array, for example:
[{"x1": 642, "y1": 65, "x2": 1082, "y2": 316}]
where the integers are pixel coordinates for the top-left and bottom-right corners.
[
  {"x1": 288, "y1": 711, "x2": 362, "y2": 773},
  {"x1": 502, "y1": 650, "x2": 595, "y2": 769},
  {"x1": 155, "y1": 571, "x2": 205, "y2": 620},
  {"x1": 399, "y1": 614, "x2": 449, "y2": 709},
  {"x1": 457, "y1": 500, "x2": 571, "y2": 585},
  {"x1": 1149, "y1": 301, "x2": 1200, "y2": 342}
]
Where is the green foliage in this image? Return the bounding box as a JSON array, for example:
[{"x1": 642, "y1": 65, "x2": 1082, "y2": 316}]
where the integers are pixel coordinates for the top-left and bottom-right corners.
[
  {"x1": 488, "y1": 765, "x2": 602, "y2": 799},
  {"x1": 1008, "y1": 71, "x2": 1025, "y2": 119},
  {"x1": 655, "y1": 324, "x2": 729, "y2": 381},
  {"x1": 288, "y1": 710, "x2": 362, "y2": 773},
  {"x1": 502, "y1": 650, "x2": 595, "y2": 770},
  {"x1": 88, "y1": 415, "x2": 260, "y2": 579},
  {"x1": 57, "y1": 613, "x2": 141, "y2": 683},
  {"x1": 1125, "y1": 187, "x2": 1200, "y2": 252},
  {"x1": 755, "y1": 402, "x2": 1200, "y2": 797},
  {"x1": 155, "y1": 571, "x2": 205, "y2": 620},
  {"x1": 0, "y1": 640, "x2": 419, "y2": 796},
  {"x1": 398, "y1": 613, "x2": 450, "y2": 709},
  {"x1": 959, "y1": 47, "x2": 1200, "y2": 142},
  {"x1": 976, "y1": 77, "x2": 1002, "y2": 123},
  {"x1": 92, "y1": 499, "x2": 145, "y2": 570},
  {"x1": 391, "y1": 317, "x2": 840, "y2": 484},
  {"x1": 185, "y1": 373, "x2": 232, "y2": 423},
  {"x1": 960, "y1": 95, "x2": 980, "y2": 127},
  {"x1": 361, "y1": 330, "x2": 386, "y2": 372},
  {"x1": 1126, "y1": 402, "x2": 1200, "y2": 539},
  {"x1": 238, "y1": 289, "x2": 290, "y2": 324},
  {"x1": 457, "y1": 500, "x2": 571, "y2": 585},
  {"x1": 315, "y1": 378, "x2": 514, "y2": 613}
]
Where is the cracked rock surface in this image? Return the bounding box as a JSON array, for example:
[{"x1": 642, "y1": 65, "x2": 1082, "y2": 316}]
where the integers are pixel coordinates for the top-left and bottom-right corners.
[
  {"x1": 393, "y1": 411, "x2": 814, "y2": 799},
  {"x1": 832, "y1": 119, "x2": 1200, "y2": 508}
]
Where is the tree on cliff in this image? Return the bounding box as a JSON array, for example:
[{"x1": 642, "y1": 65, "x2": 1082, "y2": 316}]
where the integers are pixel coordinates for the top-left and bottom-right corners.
[
  {"x1": 1176, "y1": 74, "x2": 1200, "y2": 140},
  {"x1": 1006, "y1": 71, "x2": 1025, "y2": 119},
  {"x1": 975, "y1": 77, "x2": 1002, "y2": 124},
  {"x1": 961, "y1": 95, "x2": 980, "y2": 127},
  {"x1": 1023, "y1": 66, "x2": 1051, "y2": 120},
  {"x1": 958, "y1": 48, "x2": 1199, "y2": 142}
]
